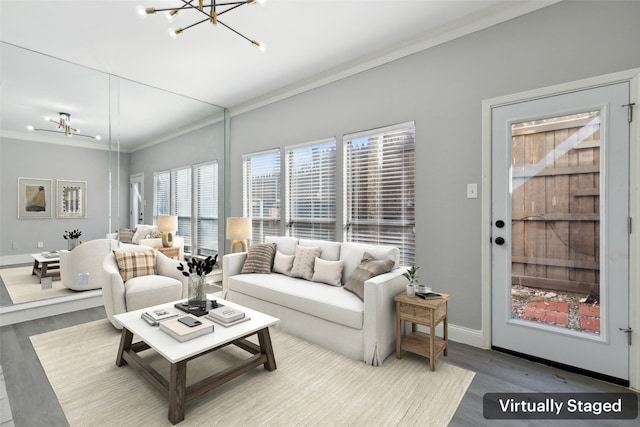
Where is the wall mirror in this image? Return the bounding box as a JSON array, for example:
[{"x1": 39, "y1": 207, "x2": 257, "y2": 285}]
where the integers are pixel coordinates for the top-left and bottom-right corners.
[{"x1": 0, "y1": 42, "x2": 226, "y2": 315}]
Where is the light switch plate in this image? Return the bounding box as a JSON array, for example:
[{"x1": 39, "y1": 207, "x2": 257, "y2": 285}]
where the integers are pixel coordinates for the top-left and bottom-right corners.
[{"x1": 467, "y1": 183, "x2": 478, "y2": 199}]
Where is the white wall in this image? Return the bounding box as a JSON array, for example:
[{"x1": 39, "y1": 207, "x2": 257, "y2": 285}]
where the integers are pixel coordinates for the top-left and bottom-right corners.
[{"x1": 227, "y1": 1, "x2": 640, "y2": 331}]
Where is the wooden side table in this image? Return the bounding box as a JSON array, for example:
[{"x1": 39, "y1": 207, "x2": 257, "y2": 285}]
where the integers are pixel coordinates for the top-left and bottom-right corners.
[
  {"x1": 155, "y1": 246, "x2": 180, "y2": 259},
  {"x1": 395, "y1": 291, "x2": 449, "y2": 371}
]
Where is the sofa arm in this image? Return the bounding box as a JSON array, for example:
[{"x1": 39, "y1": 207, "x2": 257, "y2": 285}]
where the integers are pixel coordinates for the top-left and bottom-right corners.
[
  {"x1": 102, "y1": 254, "x2": 127, "y2": 328},
  {"x1": 156, "y1": 251, "x2": 189, "y2": 299},
  {"x1": 222, "y1": 252, "x2": 247, "y2": 298},
  {"x1": 362, "y1": 267, "x2": 409, "y2": 366}
]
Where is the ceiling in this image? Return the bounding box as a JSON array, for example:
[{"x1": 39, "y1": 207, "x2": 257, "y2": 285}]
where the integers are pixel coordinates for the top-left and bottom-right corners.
[{"x1": 0, "y1": 0, "x2": 556, "y2": 150}]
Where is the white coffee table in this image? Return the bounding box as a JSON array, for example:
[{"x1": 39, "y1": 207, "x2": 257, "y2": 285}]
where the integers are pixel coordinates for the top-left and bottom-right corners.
[
  {"x1": 31, "y1": 253, "x2": 60, "y2": 279},
  {"x1": 114, "y1": 298, "x2": 278, "y2": 424}
]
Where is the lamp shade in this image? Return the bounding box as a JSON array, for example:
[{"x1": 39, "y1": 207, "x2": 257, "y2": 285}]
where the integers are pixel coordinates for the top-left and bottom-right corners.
[
  {"x1": 157, "y1": 215, "x2": 178, "y2": 232},
  {"x1": 226, "y1": 217, "x2": 252, "y2": 240}
]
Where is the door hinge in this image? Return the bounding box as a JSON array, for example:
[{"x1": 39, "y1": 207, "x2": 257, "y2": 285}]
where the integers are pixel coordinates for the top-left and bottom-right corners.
[
  {"x1": 619, "y1": 327, "x2": 632, "y2": 345},
  {"x1": 622, "y1": 103, "x2": 635, "y2": 122}
]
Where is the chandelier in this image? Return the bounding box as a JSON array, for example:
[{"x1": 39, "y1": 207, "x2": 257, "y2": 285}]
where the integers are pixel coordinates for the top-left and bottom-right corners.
[
  {"x1": 28, "y1": 112, "x2": 101, "y2": 140},
  {"x1": 137, "y1": 0, "x2": 267, "y2": 51}
]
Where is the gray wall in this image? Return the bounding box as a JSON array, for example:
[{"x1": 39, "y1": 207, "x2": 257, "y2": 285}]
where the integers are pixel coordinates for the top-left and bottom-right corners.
[
  {"x1": 227, "y1": 1, "x2": 640, "y2": 330},
  {"x1": 0, "y1": 138, "x2": 129, "y2": 263}
]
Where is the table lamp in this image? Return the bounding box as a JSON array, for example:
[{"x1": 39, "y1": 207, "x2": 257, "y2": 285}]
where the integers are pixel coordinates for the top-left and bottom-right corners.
[
  {"x1": 227, "y1": 217, "x2": 252, "y2": 253},
  {"x1": 157, "y1": 215, "x2": 178, "y2": 247}
]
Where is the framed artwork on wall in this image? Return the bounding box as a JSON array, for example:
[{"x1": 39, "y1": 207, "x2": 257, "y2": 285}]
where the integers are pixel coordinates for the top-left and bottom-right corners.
[
  {"x1": 57, "y1": 180, "x2": 87, "y2": 219},
  {"x1": 17, "y1": 177, "x2": 53, "y2": 219}
]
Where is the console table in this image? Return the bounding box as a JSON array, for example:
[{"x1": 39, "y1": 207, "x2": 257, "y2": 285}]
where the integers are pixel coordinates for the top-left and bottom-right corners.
[{"x1": 395, "y1": 291, "x2": 449, "y2": 371}]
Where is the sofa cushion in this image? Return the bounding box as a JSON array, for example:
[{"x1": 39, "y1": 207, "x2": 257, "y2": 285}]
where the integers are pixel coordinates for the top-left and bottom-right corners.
[
  {"x1": 265, "y1": 236, "x2": 299, "y2": 256},
  {"x1": 241, "y1": 242, "x2": 276, "y2": 274},
  {"x1": 273, "y1": 250, "x2": 295, "y2": 275},
  {"x1": 344, "y1": 252, "x2": 395, "y2": 301},
  {"x1": 290, "y1": 245, "x2": 321, "y2": 280},
  {"x1": 113, "y1": 249, "x2": 156, "y2": 282},
  {"x1": 299, "y1": 239, "x2": 341, "y2": 261},
  {"x1": 340, "y1": 243, "x2": 400, "y2": 284},
  {"x1": 125, "y1": 274, "x2": 183, "y2": 312},
  {"x1": 228, "y1": 273, "x2": 363, "y2": 329},
  {"x1": 118, "y1": 228, "x2": 135, "y2": 244},
  {"x1": 311, "y1": 257, "x2": 344, "y2": 286},
  {"x1": 132, "y1": 225, "x2": 154, "y2": 244}
]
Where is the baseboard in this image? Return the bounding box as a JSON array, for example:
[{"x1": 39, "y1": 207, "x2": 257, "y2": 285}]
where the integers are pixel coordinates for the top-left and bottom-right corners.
[
  {"x1": 0, "y1": 254, "x2": 32, "y2": 267},
  {"x1": 415, "y1": 323, "x2": 485, "y2": 348},
  {"x1": 0, "y1": 290, "x2": 103, "y2": 326}
]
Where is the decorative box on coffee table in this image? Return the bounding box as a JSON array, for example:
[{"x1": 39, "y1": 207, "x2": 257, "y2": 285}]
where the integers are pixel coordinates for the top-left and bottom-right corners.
[{"x1": 394, "y1": 291, "x2": 449, "y2": 371}]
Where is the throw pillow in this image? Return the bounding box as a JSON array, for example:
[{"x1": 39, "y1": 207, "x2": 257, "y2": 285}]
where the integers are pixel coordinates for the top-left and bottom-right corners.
[
  {"x1": 311, "y1": 257, "x2": 344, "y2": 286},
  {"x1": 132, "y1": 225, "x2": 153, "y2": 244},
  {"x1": 289, "y1": 246, "x2": 322, "y2": 280},
  {"x1": 118, "y1": 228, "x2": 135, "y2": 244},
  {"x1": 150, "y1": 230, "x2": 163, "y2": 239},
  {"x1": 241, "y1": 243, "x2": 277, "y2": 274},
  {"x1": 273, "y1": 250, "x2": 295, "y2": 275},
  {"x1": 113, "y1": 249, "x2": 156, "y2": 282},
  {"x1": 344, "y1": 252, "x2": 395, "y2": 301}
]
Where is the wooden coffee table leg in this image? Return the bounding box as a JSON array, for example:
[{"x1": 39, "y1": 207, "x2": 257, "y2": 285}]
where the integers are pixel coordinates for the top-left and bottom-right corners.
[
  {"x1": 116, "y1": 328, "x2": 134, "y2": 367},
  {"x1": 257, "y1": 328, "x2": 277, "y2": 371},
  {"x1": 168, "y1": 361, "x2": 187, "y2": 425}
]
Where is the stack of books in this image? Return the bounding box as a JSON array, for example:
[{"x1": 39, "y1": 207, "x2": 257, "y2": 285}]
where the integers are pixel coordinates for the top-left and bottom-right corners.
[
  {"x1": 159, "y1": 315, "x2": 215, "y2": 342},
  {"x1": 141, "y1": 307, "x2": 180, "y2": 326},
  {"x1": 205, "y1": 305, "x2": 250, "y2": 327}
]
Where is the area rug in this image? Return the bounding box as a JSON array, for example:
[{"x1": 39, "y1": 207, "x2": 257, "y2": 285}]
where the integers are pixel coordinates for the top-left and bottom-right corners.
[
  {"x1": 0, "y1": 266, "x2": 74, "y2": 304},
  {"x1": 31, "y1": 319, "x2": 475, "y2": 427}
]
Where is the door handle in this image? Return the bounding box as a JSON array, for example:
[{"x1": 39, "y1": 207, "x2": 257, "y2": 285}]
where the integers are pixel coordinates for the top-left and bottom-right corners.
[
  {"x1": 495, "y1": 237, "x2": 505, "y2": 245},
  {"x1": 619, "y1": 327, "x2": 632, "y2": 345}
]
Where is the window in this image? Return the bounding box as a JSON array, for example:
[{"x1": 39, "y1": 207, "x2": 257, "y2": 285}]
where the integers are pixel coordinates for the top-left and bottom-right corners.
[
  {"x1": 286, "y1": 139, "x2": 336, "y2": 240},
  {"x1": 344, "y1": 122, "x2": 416, "y2": 265},
  {"x1": 243, "y1": 150, "x2": 281, "y2": 244},
  {"x1": 153, "y1": 171, "x2": 170, "y2": 220},
  {"x1": 173, "y1": 167, "x2": 192, "y2": 251},
  {"x1": 194, "y1": 162, "x2": 218, "y2": 257},
  {"x1": 153, "y1": 162, "x2": 219, "y2": 257}
]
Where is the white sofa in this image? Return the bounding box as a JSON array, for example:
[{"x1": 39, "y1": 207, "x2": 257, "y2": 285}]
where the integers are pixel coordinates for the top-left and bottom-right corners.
[
  {"x1": 223, "y1": 236, "x2": 408, "y2": 366},
  {"x1": 108, "y1": 224, "x2": 185, "y2": 260}
]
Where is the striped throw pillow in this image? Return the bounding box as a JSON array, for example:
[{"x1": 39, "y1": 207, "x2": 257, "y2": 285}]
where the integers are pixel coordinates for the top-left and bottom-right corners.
[
  {"x1": 241, "y1": 243, "x2": 277, "y2": 274},
  {"x1": 113, "y1": 250, "x2": 156, "y2": 282}
]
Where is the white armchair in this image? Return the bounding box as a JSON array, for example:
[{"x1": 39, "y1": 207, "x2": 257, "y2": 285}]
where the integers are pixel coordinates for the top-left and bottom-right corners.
[
  {"x1": 59, "y1": 238, "x2": 119, "y2": 291},
  {"x1": 102, "y1": 245, "x2": 188, "y2": 329}
]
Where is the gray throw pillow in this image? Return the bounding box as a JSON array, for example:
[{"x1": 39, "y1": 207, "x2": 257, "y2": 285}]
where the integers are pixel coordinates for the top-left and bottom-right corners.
[
  {"x1": 344, "y1": 252, "x2": 395, "y2": 301},
  {"x1": 241, "y1": 243, "x2": 277, "y2": 274},
  {"x1": 289, "y1": 246, "x2": 321, "y2": 280}
]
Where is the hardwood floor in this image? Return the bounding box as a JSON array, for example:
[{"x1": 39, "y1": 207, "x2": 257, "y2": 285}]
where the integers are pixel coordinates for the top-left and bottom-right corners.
[{"x1": 0, "y1": 307, "x2": 637, "y2": 426}]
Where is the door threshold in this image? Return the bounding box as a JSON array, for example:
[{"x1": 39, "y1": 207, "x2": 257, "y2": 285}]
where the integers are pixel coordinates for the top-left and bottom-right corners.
[{"x1": 492, "y1": 345, "x2": 629, "y2": 388}]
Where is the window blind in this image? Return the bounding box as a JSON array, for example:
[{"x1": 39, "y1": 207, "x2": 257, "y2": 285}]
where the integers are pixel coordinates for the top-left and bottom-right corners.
[
  {"x1": 153, "y1": 171, "x2": 170, "y2": 224},
  {"x1": 194, "y1": 162, "x2": 218, "y2": 257},
  {"x1": 344, "y1": 122, "x2": 416, "y2": 265},
  {"x1": 243, "y1": 150, "x2": 281, "y2": 244},
  {"x1": 172, "y1": 167, "x2": 192, "y2": 251},
  {"x1": 286, "y1": 140, "x2": 336, "y2": 240}
]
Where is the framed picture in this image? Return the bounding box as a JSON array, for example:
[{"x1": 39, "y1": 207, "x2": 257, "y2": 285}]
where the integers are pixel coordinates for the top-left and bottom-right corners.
[
  {"x1": 17, "y1": 178, "x2": 53, "y2": 219},
  {"x1": 56, "y1": 180, "x2": 87, "y2": 218}
]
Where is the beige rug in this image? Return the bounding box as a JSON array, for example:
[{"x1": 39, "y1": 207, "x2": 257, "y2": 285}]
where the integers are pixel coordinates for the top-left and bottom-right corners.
[
  {"x1": 1, "y1": 266, "x2": 75, "y2": 304},
  {"x1": 31, "y1": 319, "x2": 475, "y2": 427}
]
